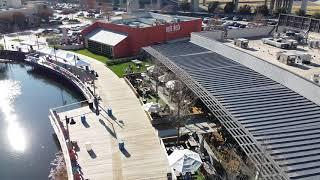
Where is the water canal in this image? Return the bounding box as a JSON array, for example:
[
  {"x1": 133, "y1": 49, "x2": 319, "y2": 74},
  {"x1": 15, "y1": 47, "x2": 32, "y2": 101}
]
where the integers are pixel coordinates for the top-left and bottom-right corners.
[{"x1": 0, "y1": 63, "x2": 83, "y2": 179}]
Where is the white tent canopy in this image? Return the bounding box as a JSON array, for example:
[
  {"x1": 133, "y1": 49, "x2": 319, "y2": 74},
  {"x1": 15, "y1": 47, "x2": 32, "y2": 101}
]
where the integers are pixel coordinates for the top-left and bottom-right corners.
[
  {"x1": 143, "y1": 102, "x2": 161, "y2": 113},
  {"x1": 75, "y1": 58, "x2": 90, "y2": 67},
  {"x1": 36, "y1": 47, "x2": 90, "y2": 67},
  {"x1": 168, "y1": 149, "x2": 202, "y2": 174},
  {"x1": 37, "y1": 47, "x2": 55, "y2": 56},
  {"x1": 21, "y1": 40, "x2": 46, "y2": 46}
]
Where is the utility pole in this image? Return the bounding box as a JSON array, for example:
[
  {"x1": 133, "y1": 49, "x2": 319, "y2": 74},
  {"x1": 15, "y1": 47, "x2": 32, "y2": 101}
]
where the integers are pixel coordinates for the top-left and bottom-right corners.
[
  {"x1": 54, "y1": 46, "x2": 58, "y2": 63},
  {"x1": 93, "y1": 79, "x2": 96, "y2": 96},
  {"x1": 36, "y1": 35, "x2": 40, "y2": 49},
  {"x1": 2, "y1": 35, "x2": 7, "y2": 50},
  {"x1": 176, "y1": 91, "x2": 181, "y2": 145},
  {"x1": 155, "y1": 79, "x2": 159, "y2": 103}
]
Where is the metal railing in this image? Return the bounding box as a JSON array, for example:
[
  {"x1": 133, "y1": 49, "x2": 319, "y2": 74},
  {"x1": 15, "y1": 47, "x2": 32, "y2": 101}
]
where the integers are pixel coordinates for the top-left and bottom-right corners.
[
  {"x1": 25, "y1": 56, "x2": 94, "y2": 103},
  {"x1": 49, "y1": 100, "x2": 90, "y2": 180},
  {"x1": 49, "y1": 108, "x2": 74, "y2": 180}
]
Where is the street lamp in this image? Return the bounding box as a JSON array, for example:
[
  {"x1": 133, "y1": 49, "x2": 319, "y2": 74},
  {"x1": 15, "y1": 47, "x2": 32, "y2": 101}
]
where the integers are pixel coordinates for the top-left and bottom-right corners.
[{"x1": 1, "y1": 34, "x2": 7, "y2": 50}]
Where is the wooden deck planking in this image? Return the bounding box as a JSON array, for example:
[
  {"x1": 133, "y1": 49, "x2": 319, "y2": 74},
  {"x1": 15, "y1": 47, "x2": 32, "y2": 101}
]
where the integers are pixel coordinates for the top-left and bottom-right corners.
[{"x1": 57, "y1": 53, "x2": 169, "y2": 179}]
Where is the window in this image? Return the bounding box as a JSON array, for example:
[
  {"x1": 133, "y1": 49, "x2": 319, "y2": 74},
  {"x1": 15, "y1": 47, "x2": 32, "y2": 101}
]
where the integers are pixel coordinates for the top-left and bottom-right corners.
[{"x1": 88, "y1": 40, "x2": 113, "y2": 57}]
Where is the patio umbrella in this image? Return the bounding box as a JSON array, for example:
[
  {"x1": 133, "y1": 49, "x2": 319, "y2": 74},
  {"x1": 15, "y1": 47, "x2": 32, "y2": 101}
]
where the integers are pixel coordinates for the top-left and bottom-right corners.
[
  {"x1": 158, "y1": 73, "x2": 171, "y2": 83},
  {"x1": 146, "y1": 65, "x2": 155, "y2": 73},
  {"x1": 165, "y1": 80, "x2": 181, "y2": 91},
  {"x1": 168, "y1": 149, "x2": 202, "y2": 174},
  {"x1": 143, "y1": 102, "x2": 161, "y2": 113}
]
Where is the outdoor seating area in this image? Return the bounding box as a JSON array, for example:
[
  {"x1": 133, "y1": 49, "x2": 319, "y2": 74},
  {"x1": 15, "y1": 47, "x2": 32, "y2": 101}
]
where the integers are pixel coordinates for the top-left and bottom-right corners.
[
  {"x1": 163, "y1": 133, "x2": 218, "y2": 180},
  {"x1": 26, "y1": 48, "x2": 100, "y2": 98},
  {"x1": 122, "y1": 59, "x2": 257, "y2": 179}
]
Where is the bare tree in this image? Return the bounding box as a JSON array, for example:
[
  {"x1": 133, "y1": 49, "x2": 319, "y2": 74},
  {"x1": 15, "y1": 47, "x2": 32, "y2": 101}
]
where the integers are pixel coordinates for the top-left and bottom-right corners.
[
  {"x1": 167, "y1": 81, "x2": 197, "y2": 145},
  {"x1": 101, "y1": 3, "x2": 113, "y2": 21}
]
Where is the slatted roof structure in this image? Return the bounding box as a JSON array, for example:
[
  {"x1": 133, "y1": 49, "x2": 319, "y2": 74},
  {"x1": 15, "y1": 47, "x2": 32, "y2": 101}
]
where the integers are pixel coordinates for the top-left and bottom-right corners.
[{"x1": 144, "y1": 41, "x2": 320, "y2": 180}]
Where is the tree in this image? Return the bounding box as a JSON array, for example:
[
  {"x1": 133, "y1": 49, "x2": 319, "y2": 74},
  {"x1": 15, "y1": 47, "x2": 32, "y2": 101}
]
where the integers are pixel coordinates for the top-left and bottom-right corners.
[
  {"x1": 38, "y1": 5, "x2": 53, "y2": 22},
  {"x1": 313, "y1": 12, "x2": 320, "y2": 19},
  {"x1": 180, "y1": 1, "x2": 190, "y2": 12},
  {"x1": 208, "y1": 1, "x2": 219, "y2": 13},
  {"x1": 239, "y1": 5, "x2": 251, "y2": 14},
  {"x1": 295, "y1": 9, "x2": 306, "y2": 16},
  {"x1": 273, "y1": 7, "x2": 287, "y2": 16},
  {"x1": 12, "y1": 12, "x2": 26, "y2": 28},
  {"x1": 253, "y1": 13, "x2": 264, "y2": 23},
  {"x1": 101, "y1": 3, "x2": 112, "y2": 21},
  {"x1": 224, "y1": 2, "x2": 235, "y2": 14},
  {"x1": 255, "y1": 5, "x2": 269, "y2": 16}
]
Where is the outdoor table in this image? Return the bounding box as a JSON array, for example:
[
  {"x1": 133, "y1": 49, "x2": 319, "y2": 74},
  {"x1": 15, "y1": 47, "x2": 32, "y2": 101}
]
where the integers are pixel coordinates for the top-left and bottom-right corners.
[
  {"x1": 131, "y1": 59, "x2": 143, "y2": 65},
  {"x1": 188, "y1": 137, "x2": 198, "y2": 147},
  {"x1": 203, "y1": 162, "x2": 216, "y2": 175}
]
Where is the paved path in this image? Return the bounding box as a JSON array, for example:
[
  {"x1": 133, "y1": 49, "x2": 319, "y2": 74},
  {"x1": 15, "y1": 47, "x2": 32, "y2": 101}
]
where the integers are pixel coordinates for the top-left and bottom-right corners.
[{"x1": 69, "y1": 52, "x2": 169, "y2": 179}]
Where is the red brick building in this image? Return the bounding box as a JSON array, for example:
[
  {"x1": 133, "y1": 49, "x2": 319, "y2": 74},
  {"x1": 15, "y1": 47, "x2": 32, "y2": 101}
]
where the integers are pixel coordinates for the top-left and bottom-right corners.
[{"x1": 81, "y1": 13, "x2": 202, "y2": 58}]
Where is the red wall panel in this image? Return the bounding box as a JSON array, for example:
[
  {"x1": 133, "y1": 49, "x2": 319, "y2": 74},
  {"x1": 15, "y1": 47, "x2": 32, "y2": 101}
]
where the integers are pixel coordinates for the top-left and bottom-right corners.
[{"x1": 81, "y1": 18, "x2": 202, "y2": 58}]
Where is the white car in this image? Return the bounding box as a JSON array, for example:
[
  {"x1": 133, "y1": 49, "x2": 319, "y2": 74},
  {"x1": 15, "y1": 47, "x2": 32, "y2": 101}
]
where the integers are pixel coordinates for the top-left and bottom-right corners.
[{"x1": 233, "y1": 17, "x2": 239, "y2": 21}]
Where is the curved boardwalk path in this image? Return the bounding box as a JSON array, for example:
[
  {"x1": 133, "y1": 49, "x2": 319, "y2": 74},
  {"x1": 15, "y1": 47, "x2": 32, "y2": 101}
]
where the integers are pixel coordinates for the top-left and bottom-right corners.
[{"x1": 65, "y1": 53, "x2": 169, "y2": 179}]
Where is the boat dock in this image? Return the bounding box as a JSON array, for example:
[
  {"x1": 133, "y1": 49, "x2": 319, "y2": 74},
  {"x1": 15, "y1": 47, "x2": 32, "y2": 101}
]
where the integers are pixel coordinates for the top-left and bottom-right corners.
[{"x1": 49, "y1": 55, "x2": 169, "y2": 179}]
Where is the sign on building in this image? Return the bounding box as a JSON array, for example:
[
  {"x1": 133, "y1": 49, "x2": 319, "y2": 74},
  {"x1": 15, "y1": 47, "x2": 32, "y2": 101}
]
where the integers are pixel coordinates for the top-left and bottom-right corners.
[{"x1": 166, "y1": 24, "x2": 181, "y2": 33}]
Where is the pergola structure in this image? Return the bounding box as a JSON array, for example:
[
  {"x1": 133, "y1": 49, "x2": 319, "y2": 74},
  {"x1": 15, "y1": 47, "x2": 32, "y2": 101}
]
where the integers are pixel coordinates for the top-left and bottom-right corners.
[{"x1": 144, "y1": 40, "x2": 320, "y2": 179}]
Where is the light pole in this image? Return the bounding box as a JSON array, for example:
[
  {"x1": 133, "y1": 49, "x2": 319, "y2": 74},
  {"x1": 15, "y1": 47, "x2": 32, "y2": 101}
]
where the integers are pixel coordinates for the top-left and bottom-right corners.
[
  {"x1": 36, "y1": 35, "x2": 40, "y2": 49},
  {"x1": 2, "y1": 34, "x2": 7, "y2": 50}
]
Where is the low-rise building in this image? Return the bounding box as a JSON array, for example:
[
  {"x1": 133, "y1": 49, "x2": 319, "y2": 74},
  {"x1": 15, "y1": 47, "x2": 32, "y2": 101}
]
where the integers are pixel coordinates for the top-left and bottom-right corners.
[
  {"x1": 0, "y1": 0, "x2": 22, "y2": 9},
  {"x1": 80, "y1": 12, "x2": 202, "y2": 58}
]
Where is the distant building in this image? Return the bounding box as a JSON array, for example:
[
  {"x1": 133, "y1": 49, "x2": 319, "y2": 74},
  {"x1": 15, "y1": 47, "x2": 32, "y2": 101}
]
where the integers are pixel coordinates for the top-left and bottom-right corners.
[
  {"x1": 86, "y1": 0, "x2": 96, "y2": 9},
  {"x1": 270, "y1": 0, "x2": 293, "y2": 13},
  {"x1": 0, "y1": 0, "x2": 22, "y2": 9},
  {"x1": 0, "y1": 1, "x2": 52, "y2": 32},
  {"x1": 80, "y1": 12, "x2": 202, "y2": 58}
]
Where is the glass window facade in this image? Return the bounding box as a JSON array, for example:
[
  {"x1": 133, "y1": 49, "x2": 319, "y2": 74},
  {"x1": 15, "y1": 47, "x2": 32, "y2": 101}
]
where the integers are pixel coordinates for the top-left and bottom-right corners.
[{"x1": 87, "y1": 40, "x2": 113, "y2": 57}]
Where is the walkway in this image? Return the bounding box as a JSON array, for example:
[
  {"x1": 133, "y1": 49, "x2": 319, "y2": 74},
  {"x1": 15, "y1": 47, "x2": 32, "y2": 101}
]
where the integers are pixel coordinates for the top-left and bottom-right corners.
[{"x1": 62, "y1": 52, "x2": 169, "y2": 179}]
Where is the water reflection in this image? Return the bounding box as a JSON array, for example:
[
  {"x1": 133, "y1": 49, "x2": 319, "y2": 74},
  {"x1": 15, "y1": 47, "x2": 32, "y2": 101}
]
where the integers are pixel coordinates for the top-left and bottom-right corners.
[{"x1": 0, "y1": 80, "x2": 26, "y2": 152}]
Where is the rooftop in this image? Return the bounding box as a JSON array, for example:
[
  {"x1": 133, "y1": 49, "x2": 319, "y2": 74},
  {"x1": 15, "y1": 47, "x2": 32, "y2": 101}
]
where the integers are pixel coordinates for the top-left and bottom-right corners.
[
  {"x1": 223, "y1": 38, "x2": 320, "y2": 81},
  {"x1": 86, "y1": 28, "x2": 127, "y2": 46},
  {"x1": 144, "y1": 38, "x2": 320, "y2": 179},
  {"x1": 111, "y1": 12, "x2": 199, "y2": 28}
]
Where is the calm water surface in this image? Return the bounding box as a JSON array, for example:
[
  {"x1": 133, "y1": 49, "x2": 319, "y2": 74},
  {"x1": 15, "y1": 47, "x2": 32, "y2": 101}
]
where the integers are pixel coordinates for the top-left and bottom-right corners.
[{"x1": 0, "y1": 63, "x2": 83, "y2": 180}]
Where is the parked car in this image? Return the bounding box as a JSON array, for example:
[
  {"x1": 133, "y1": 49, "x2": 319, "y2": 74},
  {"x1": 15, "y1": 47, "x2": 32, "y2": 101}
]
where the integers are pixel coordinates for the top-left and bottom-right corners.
[{"x1": 96, "y1": 15, "x2": 103, "y2": 19}]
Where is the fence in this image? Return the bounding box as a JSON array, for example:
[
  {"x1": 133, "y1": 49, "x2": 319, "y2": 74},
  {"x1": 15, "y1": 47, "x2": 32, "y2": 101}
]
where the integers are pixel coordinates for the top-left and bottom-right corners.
[{"x1": 25, "y1": 56, "x2": 94, "y2": 103}]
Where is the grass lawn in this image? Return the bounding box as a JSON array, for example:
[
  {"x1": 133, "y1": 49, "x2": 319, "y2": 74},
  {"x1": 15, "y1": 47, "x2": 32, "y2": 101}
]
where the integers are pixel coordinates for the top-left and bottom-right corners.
[
  {"x1": 72, "y1": 49, "x2": 109, "y2": 64},
  {"x1": 108, "y1": 61, "x2": 150, "y2": 78},
  {"x1": 196, "y1": 170, "x2": 205, "y2": 180},
  {"x1": 11, "y1": 38, "x2": 23, "y2": 42},
  {"x1": 71, "y1": 49, "x2": 151, "y2": 78}
]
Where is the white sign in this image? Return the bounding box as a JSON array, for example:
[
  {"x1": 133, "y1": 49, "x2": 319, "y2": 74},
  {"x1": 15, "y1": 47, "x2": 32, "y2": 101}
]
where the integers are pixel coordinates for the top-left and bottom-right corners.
[{"x1": 166, "y1": 24, "x2": 181, "y2": 33}]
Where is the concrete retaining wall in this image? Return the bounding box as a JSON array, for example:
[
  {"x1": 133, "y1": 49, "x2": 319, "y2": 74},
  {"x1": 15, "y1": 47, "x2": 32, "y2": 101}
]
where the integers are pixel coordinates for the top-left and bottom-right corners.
[
  {"x1": 191, "y1": 33, "x2": 320, "y2": 106},
  {"x1": 0, "y1": 50, "x2": 25, "y2": 61},
  {"x1": 226, "y1": 26, "x2": 275, "y2": 39},
  {"x1": 199, "y1": 26, "x2": 275, "y2": 41},
  {"x1": 56, "y1": 44, "x2": 84, "y2": 50}
]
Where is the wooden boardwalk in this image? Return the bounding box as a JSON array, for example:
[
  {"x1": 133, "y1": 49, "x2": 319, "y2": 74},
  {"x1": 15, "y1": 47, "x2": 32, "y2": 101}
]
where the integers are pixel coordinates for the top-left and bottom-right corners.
[{"x1": 57, "y1": 54, "x2": 169, "y2": 180}]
